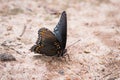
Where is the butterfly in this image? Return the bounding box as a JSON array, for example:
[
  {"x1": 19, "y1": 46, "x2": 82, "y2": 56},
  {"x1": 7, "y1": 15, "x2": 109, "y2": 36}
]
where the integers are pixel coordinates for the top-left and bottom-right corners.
[{"x1": 30, "y1": 11, "x2": 67, "y2": 57}]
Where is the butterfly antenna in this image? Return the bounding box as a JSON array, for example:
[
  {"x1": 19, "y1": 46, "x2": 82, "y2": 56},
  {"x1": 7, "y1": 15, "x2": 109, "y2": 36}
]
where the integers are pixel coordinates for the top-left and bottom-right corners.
[{"x1": 67, "y1": 39, "x2": 80, "y2": 49}]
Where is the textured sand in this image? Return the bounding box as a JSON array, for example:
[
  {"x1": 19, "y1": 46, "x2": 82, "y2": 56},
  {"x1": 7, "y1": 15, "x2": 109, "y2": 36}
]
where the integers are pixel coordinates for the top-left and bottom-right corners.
[{"x1": 0, "y1": 0, "x2": 120, "y2": 80}]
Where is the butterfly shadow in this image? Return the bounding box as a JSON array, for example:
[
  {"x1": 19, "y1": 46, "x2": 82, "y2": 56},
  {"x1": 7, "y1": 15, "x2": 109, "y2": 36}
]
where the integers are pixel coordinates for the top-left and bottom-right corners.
[
  {"x1": 33, "y1": 54, "x2": 52, "y2": 62},
  {"x1": 33, "y1": 54, "x2": 71, "y2": 64},
  {"x1": 33, "y1": 55, "x2": 71, "y2": 72}
]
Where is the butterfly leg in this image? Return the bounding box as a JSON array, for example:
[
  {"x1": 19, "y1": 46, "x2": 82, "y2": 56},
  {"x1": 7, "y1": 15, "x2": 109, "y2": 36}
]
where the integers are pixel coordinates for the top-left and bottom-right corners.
[
  {"x1": 63, "y1": 53, "x2": 71, "y2": 61},
  {"x1": 62, "y1": 49, "x2": 71, "y2": 61}
]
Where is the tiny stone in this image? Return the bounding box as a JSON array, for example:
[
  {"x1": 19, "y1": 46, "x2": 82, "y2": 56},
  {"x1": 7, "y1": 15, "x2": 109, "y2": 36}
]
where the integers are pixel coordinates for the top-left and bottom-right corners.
[
  {"x1": 58, "y1": 70, "x2": 64, "y2": 75},
  {"x1": 0, "y1": 53, "x2": 16, "y2": 61},
  {"x1": 108, "y1": 77, "x2": 116, "y2": 80},
  {"x1": 101, "y1": 69, "x2": 105, "y2": 72},
  {"x1": 84, "y1": 50, "x2": 90, "y2": 54}
]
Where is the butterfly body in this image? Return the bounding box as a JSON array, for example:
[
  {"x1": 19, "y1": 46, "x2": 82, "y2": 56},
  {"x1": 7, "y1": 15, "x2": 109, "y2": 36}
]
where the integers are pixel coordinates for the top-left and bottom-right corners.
[{"x1": 30, "y1": 11, "x2": 67, "y2": 57}]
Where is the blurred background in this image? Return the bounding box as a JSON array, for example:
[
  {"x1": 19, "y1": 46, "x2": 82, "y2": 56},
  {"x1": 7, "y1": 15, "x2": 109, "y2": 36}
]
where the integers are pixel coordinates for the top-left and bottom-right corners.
[{"x1": 0, "y1": 0, "x2": 120, "y2": 80}]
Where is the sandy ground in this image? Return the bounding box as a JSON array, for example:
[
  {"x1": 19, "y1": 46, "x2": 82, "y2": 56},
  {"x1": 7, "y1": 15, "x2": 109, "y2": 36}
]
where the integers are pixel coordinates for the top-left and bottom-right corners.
[{"x1": 0, "y1": 0, "x2": 120, "y2": 80}]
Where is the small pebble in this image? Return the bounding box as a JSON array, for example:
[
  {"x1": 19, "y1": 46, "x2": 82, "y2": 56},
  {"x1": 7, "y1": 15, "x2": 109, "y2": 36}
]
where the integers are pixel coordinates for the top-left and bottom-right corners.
[
  {"x1": 0, "y1": 53, "x2": 16, "y2": 61},
  {"x1": 58, "y1": 70, "x2": 64, "y2": 75},
  {"x1": 84, "y1": 50, "x2": 90, "y2": 54}
]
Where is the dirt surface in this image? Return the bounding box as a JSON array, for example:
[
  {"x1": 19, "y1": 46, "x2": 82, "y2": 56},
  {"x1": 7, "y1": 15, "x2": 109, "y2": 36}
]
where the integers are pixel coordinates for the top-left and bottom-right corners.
[{"x1": 0, "y1": 0, "x2": 120, "y2": 80}]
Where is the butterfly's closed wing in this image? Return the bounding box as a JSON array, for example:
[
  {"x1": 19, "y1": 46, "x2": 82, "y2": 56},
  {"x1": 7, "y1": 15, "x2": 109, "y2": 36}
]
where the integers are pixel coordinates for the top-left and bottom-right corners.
[
  {"x1": 30, "y1": 11, "x2": 67, "y2": 57},
  {"x1": 54, "y1": 11, "x2": 67, "y2": 51},
  {"x1": 31, "y1": 28, "x2": 62, "y2": 56}
]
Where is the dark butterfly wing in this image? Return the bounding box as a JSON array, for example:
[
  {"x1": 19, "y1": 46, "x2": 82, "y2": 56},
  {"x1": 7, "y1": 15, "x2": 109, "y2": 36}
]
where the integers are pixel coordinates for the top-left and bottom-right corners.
[
  {"x1": 54, "y1": 11, "x2": 67, "y2": 50},
  {"x1": 30, "y1": 28, "x2": 62, "y2": 56}
]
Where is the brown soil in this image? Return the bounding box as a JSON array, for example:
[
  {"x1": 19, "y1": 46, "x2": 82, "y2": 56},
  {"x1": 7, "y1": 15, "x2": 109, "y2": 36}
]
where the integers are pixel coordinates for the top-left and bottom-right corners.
[{"x1": 0, "y1": 0, "x2": 120, "y2": 80}]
